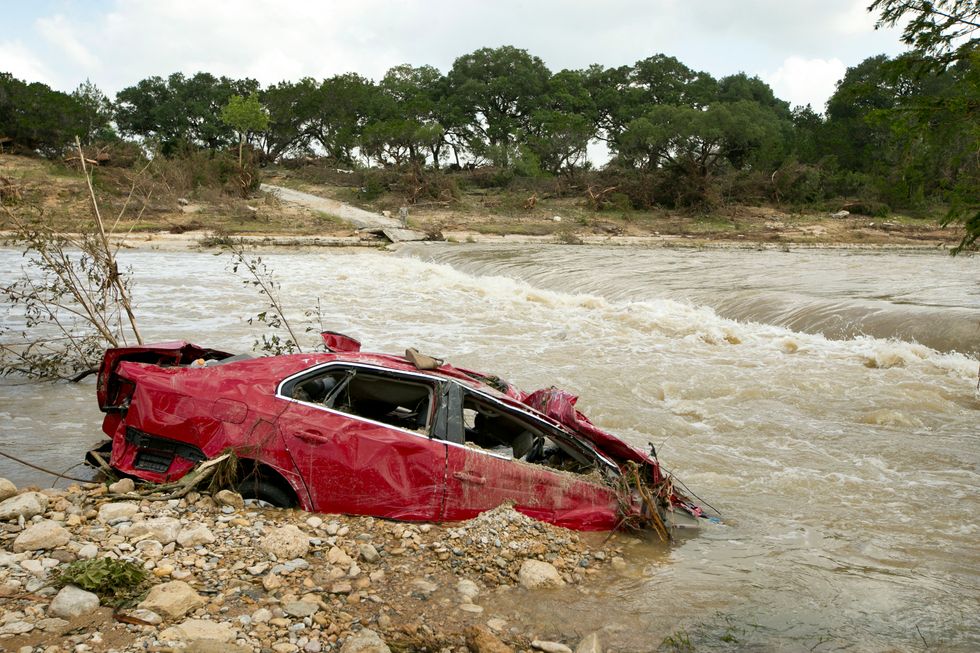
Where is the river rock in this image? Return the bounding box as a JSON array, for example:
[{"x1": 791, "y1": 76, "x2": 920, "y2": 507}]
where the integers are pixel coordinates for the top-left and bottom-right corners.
[
  {"x1": 465, "y1": 626, "x2": 514, "y2": 653},
  {"x1": 457, "y1": 578, "x2": 480, "y2": 599},
  {"x1": 518, "y1": 559, "x2": 565, "y2": 589},
  {"x1": 77, "y1": 543, "x2": 99, "y2": 560},
  {"x1": 0, "y1": 478, "x2": 16, "y2": 501},
  {"x1": 532, "y1": 641, "x2": 573, "y2": 653},
  {"x1": 36, "y1": 617, "x2": 70, "y2": 633},
  {"x1": 1, "y1": 620, "x2": 34, "y2": 635},
  {"x1": 359, "y1": 543, "x2": 380, "y2": 562},
  {"x1": 283, "y1": 600, "x2": 320, "y2": 617},
  {"x1": 127, "y1": 608, "x2": 162, "y2": 625},
  {"x1": 108, "y1": 478, "x2": 136, "y2": 494},
  {"x1": 124, "y1": 516, "x2": 181, "y2": 544},
  {"x1": 12, "y1": 520, "x2": 70, "y2": 552},
  {"x1": 177, "y1": 523, "x2": 216, "y2": 547},
  {"x1": 98, "y1": 502, "x2": 139, "y2": 522},
  {"x1": 0, "y1": 491, "x2": 48, "y2": 520},
  {"x1": 575, "y1": 633, "x2": 602, "y2": 653},
  {"x1": 261, "y1": 525, "x2": 309, "y2": 559},
  {"x1": 214, "y1": 490, "x2": 244, "y2": 509},
  {"x1": 340, "y1": 628, "x2": 391, "y2": 653},
  {"x1": 138, "y1": 580, "x2": 204, "y2": 618},
  {"x1": 48, "y1": 585, "x2": 100, "y2": 618},
  {"x1": 160, "y1": 618, "x2": 236, "y2": 642}
]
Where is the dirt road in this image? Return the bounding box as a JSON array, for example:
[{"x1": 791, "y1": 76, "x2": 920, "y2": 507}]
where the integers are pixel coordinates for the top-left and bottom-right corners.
[{"x1": 261, "y1": 184, "x2": 402, "y2": 230}]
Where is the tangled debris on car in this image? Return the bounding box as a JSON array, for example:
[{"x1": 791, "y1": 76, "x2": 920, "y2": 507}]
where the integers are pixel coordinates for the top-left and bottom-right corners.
[{"x1": 87, "y1": 332, "x2": 713, "y2": 538}]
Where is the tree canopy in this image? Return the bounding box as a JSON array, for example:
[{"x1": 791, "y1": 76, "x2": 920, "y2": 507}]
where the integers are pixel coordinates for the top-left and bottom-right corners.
[{"x1": 0, "y1": 35, "x2": 975, "y2": 249}]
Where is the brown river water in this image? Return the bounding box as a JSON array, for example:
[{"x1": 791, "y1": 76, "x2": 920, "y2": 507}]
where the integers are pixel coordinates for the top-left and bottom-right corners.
[{"x1": 1, "y1": 244, "x2": 978, "y2": 651}]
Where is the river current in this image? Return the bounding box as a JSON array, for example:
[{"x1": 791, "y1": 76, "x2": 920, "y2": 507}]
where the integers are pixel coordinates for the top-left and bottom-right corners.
[{"x1": 1, "y1": 243, "x2": 977, "y2": 651}]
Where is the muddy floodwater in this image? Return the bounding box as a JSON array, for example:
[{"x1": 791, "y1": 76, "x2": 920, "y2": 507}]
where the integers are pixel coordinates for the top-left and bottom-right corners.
[{"x1": 1, "y1": 244, "x2": 978, "y2": 651}]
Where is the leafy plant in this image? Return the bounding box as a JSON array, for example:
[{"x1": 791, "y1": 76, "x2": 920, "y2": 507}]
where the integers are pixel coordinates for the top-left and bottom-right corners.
[
  {"x1": 0, "y1": 138, "x2": 144, "y2": 380},
  {"x1": 54, "y1": 558, "x2": 148, "y2": 605},
  {"x1": 228, "y1": 240, "x2": 303, "y2": 355}
]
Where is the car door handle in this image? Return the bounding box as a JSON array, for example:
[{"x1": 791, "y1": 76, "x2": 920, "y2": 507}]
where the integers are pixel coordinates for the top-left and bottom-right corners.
[
  {"x1": 453, "y1": 471, "x2": 486, "y2": 485},
  {"x1": 294, "y1": 429, "x2": 327, "y2": 444}
]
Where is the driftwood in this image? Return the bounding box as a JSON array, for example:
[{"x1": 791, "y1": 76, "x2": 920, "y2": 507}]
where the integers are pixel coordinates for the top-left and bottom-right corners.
[
  {"x1": 0, "y1": 176, "x2": 22, "y2": 202},
  {"x1": 103, "y1": 453, "x2": 233, "y2": 502},
  {"x1": 585, "y1": 185, "x2": 619, "y2": 210}
]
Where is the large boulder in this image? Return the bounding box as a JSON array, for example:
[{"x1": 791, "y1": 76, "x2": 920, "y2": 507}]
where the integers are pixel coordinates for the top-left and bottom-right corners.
[
  {"x1": 160, "y1": 619, "x2": 236, "y2": 642},
  {"x1": 98, "y1": 502, "x2": 139, "y2": 522},
  {"x1": 0, "y1": 491, "x2": 48, "y2": 521},
  {"x1": 177, "y1": 524, "x2": 216, "y2": 548},
  {"x1": 123, "y1": 517, "x2": 181, "y2": 544},
  {"x1": 260, "y1": 525, "x2": 309, "y2": 559},
  {"x1": 0, "y1": 478, "x2": 17, "y2": 502},
  {"x1": 465, "y1": 626, "x2": 514, "y2": 653},
  {"x1": 48, "y1": 585, "x2": 100, "y2": 618},
  {"x1": 138, "y1": 580, "x2": 204, "y2": 618},
  {"x1": 340, "y1": 628, "x2": 391, "y2": 653},
  {"x1": 518, "y1": 559, "x2": 565, "y2": 589},
  {"x1": 13, "y1": 520, "x2": 70, "y2": 552}
]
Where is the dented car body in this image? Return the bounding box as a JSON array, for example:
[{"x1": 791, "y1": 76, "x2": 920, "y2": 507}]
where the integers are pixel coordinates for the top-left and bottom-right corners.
[{"x1": 91, "y1": 335, "x2": 705, "y2": 533}]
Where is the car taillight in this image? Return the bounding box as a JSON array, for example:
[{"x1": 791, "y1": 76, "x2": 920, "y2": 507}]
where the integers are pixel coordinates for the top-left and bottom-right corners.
[{"x1": 103, "y1": 379, "x2": 136, "y2": 413}]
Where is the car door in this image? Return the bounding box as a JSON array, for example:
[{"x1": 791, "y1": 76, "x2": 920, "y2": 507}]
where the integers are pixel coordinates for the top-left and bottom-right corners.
[
  {"x1": 276, "y1": 364, "x2": 447, "y2": 521},
  {"x1": 442, "y1": 386, "x2": 621, "y2": 531}
]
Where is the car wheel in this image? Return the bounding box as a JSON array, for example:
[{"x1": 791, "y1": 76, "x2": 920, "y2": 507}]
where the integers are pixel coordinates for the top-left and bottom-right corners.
[{"x1": 236, "y1": 478, "x2": 297, "y2": 509}]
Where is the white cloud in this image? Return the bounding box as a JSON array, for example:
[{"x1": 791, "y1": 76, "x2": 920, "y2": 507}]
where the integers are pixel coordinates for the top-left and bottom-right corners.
[
  {"x1": 763, "y1": 56, "x2": 847, "y2": 112},
  {"x1": 5, "y1": 0, "x2": 909, "y2": 103},
  {"x1": 36, "y1": 14, "x2": 101, "y2": 70},
  {"x1": 0, "y1": 40, "x2": 52, "y2": 84}
]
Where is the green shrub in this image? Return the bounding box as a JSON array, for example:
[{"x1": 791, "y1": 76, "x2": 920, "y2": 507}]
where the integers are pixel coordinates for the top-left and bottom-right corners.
[{"x1": 54, "y1": 558, "x2": 148, "y2": 605}]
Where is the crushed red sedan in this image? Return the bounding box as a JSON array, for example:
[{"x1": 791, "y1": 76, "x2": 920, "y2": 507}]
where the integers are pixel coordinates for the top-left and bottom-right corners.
[{"x1": 89, "y1": 332, "x2": 708, "y2": 534}]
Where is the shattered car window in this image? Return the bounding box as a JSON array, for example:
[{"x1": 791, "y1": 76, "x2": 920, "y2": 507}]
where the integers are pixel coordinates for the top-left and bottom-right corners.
[
  {"x1": 290, "y1": 367, "x2": 434, "y2": 434},
  {"x1": 461, "y1": 393, "x2": 597, "y2": 474}
]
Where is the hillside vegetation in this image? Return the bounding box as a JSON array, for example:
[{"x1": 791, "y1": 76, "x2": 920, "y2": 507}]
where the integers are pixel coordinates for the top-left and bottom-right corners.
[{"x1": 0, "y1": 1, "x2": 975, "y2": 249}]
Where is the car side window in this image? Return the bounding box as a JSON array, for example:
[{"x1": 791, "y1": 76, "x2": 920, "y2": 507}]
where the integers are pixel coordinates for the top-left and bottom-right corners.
[
  {"x1": 292, "y1": 370, "x2": 350, "y2": 404},
  {"x1": 326, "y1": 370, "x2": 434, "y2": 433},
  {"x1": 461, "y1": 393, "x2": 597, "y2": 474}
]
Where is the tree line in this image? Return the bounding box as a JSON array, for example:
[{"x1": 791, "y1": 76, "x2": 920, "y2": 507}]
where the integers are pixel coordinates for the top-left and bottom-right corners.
[{"x1": 0, "y1": 1, "x2": 976, "y2": 248}]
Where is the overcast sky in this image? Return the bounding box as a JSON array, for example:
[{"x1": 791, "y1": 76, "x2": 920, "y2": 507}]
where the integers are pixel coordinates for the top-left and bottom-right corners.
[{"x1": 4, "y1": 0, "x2": 909, "y2": 112}]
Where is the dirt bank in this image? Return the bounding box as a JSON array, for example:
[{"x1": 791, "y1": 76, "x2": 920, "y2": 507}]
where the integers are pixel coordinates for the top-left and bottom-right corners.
[{"x1": 0, "y1": 154, "x2": 964, "y2": 250}]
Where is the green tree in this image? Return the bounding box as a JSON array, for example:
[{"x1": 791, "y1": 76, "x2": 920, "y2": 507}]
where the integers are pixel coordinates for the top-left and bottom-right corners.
[
  {"x1": 604, "y1": 55, "x2": 717, "y2": 161},
  {"x1": 0, "y1": 73, "x2": 90, "y2": 156},
  {"x1": 115, "y1": 72, "x2": 257, "y2": 153},
  {"x1": 220, "y1": 94, "x2": 270, "y2": 166},
  {"x1": 524, "y1": 69, "x2": 597, "y2": 174},
  {"x1": 360, "y1": 64, "x2": 447, "y2": 167},
  {"x1": 869, "y1": 0, "x2": 979, "y2": 251},
  {"x1": 308, "y1": 73, "x2": 376, "y2": 165},
  {"x1": 258, "y1": 78, "x2": 319, "y2": 162},
  {"x1": 71, "y1": 80, "x2": 115, "y2": 144},
  {"x1": 870, "y1": 0, "x2": 979, "y2": 66},
  {"x1": 619, "y1": 100, "x2": 784, "y2": 206},
  {"x1": 447, "y1": 46, "x2": 551, "y2": 166}
]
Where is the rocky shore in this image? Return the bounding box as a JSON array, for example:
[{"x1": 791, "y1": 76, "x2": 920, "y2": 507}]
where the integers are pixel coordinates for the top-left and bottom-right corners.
[{"x1": 0, "y1": 477, "x2": 625, "y2": 653}]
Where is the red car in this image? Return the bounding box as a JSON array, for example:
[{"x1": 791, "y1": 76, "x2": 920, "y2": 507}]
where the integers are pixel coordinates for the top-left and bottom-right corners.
[{"x1": 91, "y1": 333, "x2": 705, "y2": 533}]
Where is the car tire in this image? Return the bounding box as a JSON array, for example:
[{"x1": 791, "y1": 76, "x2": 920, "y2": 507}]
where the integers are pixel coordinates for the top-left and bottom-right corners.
[{"x1": 236, "y1": 478, "x2": 297, "y2": 508}]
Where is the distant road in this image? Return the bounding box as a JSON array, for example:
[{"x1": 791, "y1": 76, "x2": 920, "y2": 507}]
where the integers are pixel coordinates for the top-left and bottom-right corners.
[{"x1": 260, "y1": 184, "x2": 402, "y2": 231}]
